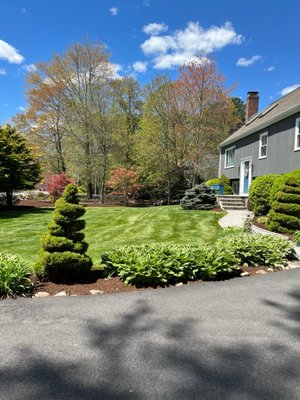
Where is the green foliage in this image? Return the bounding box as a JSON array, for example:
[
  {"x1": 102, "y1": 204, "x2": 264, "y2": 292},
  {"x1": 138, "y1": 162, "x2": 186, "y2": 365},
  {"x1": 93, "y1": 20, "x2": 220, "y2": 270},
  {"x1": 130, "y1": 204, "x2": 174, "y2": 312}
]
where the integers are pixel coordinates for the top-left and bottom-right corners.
[
  {"x1": 101, "y1": 243, "x2": 239, "y2": 286},
  {"x1": 0, "y1": 124, "x2": 41, "y2": 207},
  {"x1": 293, "y1": 231, "x2": 300, "y2": 246},
  {"x1": 0, "y1": 253, "x2": 33, "y2": 298},
  {"x1": 206, "y1": 175, "x2": 234, "y2": 195},
  {"x1": 249, "y1": 174, "x2": 280, "y2": 216},
  {"x1": 37, "y1": 184, "x2": 92, "y2": 281},
  {"x1": 243, "y1": 215, "x2": 253, "y2": 233},
  {"x1": 216, "y1": 229, "x2": 293, "y2": 267},
  {"x1": 270, "y1": 170, "x2": 300, "y2": 204},
  {"x1": 181, "y1": 184, "x2": 216, "y2": 210},
  {"x1": 257, "y1": 216, "x2": 268, "y2": 225},
  {"x1": 268, "y1": 177, "x2": 300, "y2": 233},
  {"x1": 101, "y1": 229, "x2": 293, "y2": 286}
]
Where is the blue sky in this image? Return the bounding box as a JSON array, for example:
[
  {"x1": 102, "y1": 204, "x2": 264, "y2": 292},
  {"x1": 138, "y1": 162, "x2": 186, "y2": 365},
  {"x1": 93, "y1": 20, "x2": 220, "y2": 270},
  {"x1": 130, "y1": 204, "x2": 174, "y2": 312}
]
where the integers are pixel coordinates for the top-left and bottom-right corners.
[{"x1": 0, "y1": 0, "x2": 299, "y2": 123}]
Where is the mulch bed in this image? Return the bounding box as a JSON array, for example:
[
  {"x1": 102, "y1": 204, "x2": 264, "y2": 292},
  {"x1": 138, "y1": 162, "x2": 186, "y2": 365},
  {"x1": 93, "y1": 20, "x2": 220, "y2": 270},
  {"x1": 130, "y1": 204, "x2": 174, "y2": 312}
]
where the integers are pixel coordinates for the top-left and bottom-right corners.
[
  {"x1": 252, "y1": 216, "x2": 293, "y2": 240},
  {"x1": 33, "y1": 265, "x2": 280, "y2": 297}
]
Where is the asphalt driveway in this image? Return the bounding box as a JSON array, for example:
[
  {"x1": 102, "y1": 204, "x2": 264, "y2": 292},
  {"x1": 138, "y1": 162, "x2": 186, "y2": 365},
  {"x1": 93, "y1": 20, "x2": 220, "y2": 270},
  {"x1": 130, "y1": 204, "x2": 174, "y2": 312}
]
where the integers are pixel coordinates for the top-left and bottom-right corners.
[{"x1": 0, "y1": 269, "x2": 299, "y2": 400}]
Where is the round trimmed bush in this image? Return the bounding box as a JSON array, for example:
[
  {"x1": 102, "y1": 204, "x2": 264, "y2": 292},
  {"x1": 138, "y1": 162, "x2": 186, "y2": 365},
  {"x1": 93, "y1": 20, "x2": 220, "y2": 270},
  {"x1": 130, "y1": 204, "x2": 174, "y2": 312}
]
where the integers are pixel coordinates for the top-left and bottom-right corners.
[
  {"x1": 37, "y1": 184, "x2": 92, "y2": 281},
  {"x1": 206, "y1": 175, "x2": 234, "y2": 195},
  {"x1": 249, "y1": 174, "x2": 280, "y2": 216}
]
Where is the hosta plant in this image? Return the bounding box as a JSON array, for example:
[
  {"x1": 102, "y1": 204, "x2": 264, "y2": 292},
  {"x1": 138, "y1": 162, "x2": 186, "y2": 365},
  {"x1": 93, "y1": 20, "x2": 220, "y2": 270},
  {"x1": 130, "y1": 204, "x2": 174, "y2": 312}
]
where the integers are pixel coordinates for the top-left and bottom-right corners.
[{"x1": 0, "y1": 253, "x2": 33, "y2": 298}]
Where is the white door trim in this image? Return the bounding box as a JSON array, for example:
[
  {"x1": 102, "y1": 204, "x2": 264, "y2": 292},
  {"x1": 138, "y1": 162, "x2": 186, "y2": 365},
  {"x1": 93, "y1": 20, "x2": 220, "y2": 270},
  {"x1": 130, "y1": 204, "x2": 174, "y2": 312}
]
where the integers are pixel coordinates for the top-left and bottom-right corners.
[{"x1": 239, "y1": 157, "x2": 252, "y2": 195}]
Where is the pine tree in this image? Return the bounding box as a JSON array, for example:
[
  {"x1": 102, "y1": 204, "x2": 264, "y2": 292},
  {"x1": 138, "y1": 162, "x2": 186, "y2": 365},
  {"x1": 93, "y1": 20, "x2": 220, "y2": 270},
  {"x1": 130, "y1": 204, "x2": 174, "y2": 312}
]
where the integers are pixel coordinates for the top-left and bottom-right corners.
[
  {"x1": 38, "y1": 184, "x2": 92, "y2": 281},
  {"x1": 0, "y1": 124, "x2": 40, "y2": 207}
]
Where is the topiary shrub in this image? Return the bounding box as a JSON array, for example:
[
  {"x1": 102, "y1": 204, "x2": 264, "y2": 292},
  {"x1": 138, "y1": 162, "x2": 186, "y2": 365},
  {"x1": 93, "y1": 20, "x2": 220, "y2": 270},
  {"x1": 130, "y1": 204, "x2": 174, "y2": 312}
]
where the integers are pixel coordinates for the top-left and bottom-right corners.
[
  {"x1": 270, "y1": 169, "x2": 300, "y2": 204},
  {"x1": 206, "y1": 175, "x2": 234, "y2": 194},
  {"x1": 180, "y1": 183, "x2": 216, "y2": 210},
  {"x1": 249, "y1": 174, "x2": 280, "y2": 216},
  {"x1": 267, "y1": 177, "x2": 300, "y2": 233},
  {"x1": 37, "y1": 184, "x2": 92, "y2": 281}
]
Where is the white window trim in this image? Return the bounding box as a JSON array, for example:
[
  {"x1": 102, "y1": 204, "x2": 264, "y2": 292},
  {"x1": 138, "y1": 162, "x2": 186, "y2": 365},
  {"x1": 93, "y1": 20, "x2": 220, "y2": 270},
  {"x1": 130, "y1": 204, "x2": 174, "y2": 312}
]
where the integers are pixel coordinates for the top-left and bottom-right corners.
[
  {"x1": 294, "y1": 117, "x2": 300, "y2": 151},
  {"x1": 225, "y1": 146, "x2": 235, "y2": 169},
  {"x1": 259, "y1": 132, "x2": 268, "y2": 159}
]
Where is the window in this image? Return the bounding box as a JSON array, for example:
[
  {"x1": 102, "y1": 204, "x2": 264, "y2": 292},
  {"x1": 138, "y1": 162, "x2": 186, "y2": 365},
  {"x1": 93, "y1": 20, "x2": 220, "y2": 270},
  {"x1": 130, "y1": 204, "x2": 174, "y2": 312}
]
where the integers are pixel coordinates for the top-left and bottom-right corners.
[
  {"x1": 225, "y1": 146, "x2": 235, "y2": 168},
  {"x1": 259, "y1": 132, "x2": 268, "y2": 159},
  {"x1": 294, "y1": 118, "x2": 300, "y2": 151}
]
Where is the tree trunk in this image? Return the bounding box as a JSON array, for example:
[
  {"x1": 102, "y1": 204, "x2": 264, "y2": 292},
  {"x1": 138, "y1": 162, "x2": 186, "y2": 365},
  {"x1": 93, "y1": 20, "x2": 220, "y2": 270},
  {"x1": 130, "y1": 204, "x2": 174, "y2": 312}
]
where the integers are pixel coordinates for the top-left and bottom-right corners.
[{"x1": 6, "y1": 190, "x2": 13, "y2": 208}]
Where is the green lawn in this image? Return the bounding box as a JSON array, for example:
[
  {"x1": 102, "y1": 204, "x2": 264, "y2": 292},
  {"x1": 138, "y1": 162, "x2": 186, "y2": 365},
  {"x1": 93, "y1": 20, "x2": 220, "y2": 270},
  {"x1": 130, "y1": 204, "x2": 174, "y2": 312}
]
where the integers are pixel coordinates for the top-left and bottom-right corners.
[{"x1": 0, "y1": 206, "x2": 224, "y2": 265}]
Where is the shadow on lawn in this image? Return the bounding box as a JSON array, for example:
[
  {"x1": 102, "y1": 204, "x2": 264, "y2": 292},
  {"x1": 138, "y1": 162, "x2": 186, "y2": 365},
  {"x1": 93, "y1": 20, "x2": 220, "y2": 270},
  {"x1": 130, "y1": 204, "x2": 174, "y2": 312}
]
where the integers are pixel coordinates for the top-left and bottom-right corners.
[
  {"x1": 0, "y1": 206, "x2": 52, "y2": 219},
  {"x1": 0, "y1": 292, "x2": 299, "y2": 399}
]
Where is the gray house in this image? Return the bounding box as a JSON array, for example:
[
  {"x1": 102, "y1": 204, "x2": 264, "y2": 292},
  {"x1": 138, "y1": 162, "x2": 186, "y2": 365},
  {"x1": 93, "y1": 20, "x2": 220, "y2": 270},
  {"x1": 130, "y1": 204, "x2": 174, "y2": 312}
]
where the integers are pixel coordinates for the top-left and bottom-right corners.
[{"x1": 219, "y1": 88, "x2": 300, "y2": 197}]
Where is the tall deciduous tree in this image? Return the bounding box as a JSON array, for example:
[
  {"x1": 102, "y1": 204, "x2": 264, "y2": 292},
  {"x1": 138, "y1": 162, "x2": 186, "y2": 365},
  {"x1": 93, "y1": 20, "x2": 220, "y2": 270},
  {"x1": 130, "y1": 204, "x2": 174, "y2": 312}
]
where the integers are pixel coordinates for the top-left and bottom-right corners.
[
  {"x1": 110, "y1": 77, "x2": 143, "y2": 167},
  {"x1": 0, "y1": 124, "x2": 41, "y2": 207},
  {"x1": 16, "y1": 39, "x2": 115, "y2": 199},
  {"x1": 137, "y1": 75, "x2": 184, "y2": 204},
  {"x1": 174, "y1": 56, "x2": 237, "y2": 184}
]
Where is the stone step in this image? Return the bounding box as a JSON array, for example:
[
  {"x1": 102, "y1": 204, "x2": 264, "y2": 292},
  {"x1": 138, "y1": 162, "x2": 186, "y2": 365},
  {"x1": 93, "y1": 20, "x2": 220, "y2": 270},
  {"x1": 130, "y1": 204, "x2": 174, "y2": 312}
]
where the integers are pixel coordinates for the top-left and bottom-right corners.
[
  {"x1": 220, "y1": 199, "x2": 245, "y2": 204},
  {"x1": 221, "y1": 205, "x2": 246, "y2": 210},
  {"x1": 217, "y1": 196, "x2": 247, "y2": 201}
]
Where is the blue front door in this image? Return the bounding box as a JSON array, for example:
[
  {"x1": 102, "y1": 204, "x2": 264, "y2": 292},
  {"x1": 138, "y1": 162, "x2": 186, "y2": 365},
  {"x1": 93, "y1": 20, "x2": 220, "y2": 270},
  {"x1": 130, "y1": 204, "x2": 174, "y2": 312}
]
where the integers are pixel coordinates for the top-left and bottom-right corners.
[{"x1": 243, "y1": 161, "x2": 250, "y2": 193}]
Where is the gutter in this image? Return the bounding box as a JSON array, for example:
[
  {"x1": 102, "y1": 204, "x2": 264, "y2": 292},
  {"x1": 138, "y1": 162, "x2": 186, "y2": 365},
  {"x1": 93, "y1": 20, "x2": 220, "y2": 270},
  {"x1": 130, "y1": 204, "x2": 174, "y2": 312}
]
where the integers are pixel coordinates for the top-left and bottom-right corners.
[{"x1": 219, "y1": 103, "x2": 300, "y2": 148}]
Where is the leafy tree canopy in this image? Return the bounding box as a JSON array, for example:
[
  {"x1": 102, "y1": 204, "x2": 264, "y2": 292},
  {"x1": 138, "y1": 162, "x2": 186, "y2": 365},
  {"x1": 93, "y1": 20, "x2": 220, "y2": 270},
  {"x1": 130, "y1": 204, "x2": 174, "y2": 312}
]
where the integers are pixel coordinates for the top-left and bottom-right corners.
[{"x1": 0, "y1": 124, "x2": 41, "y2": 206}]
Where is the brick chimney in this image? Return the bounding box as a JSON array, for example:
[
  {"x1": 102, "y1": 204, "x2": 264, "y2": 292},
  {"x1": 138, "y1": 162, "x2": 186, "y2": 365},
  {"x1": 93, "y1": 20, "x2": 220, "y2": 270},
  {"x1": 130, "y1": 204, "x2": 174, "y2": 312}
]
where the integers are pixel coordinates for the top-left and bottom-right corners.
[{"x1": 246, "y1": 91, "x2": 259, "y2": 122}]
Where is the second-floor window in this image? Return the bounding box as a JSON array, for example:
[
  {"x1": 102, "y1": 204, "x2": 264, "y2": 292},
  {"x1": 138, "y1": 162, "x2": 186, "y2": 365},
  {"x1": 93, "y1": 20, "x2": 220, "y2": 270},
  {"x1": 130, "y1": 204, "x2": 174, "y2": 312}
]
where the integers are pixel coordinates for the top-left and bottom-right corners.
[
  {"x1": 225, "y1": 146, "x2": 235, "y2": 168},
  {"x1": 259, "y1": 132, "x2": 268, "y2": 159},
  {"x1": 294, "y1": 118, "x2": 300, "y2": 151}
]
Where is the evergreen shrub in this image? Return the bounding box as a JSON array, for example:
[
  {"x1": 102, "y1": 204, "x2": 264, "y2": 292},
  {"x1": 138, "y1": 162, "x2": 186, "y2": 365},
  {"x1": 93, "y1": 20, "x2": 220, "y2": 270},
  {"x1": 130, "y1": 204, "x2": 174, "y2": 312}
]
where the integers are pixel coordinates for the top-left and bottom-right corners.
[
  {"x1": 37, "y1": 184, "x2": 92, "y2": 281},
  {"x1": 267, "y1": 177, "x2": 300, "y2": 233},
  {"x1": 249, "y1": 174, "x2": 280, "y2": 216},
  {"x1": 180, "y1": 183, "x2": 216, "y2": 210},
  {"x1": 270, "y1": 170, "x2": 300, "y2": 203}
]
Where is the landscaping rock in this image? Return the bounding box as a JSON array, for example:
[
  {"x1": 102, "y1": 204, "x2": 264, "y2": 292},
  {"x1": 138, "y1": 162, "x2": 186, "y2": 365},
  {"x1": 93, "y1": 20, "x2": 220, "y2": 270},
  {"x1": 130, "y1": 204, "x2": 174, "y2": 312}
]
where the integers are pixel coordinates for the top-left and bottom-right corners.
[
  {"x1": 176, "y1": 282, "x2": 183, "y2": 286},
  {"x1": 34, "y1": 291, "x2": 50, "y2": 298},
  {"x1": 287, "y1": 261, "x2": 300, "y2": 269},
  {"x1": 267, "y1": 268, "x2": 274, "y2": 272},
  {"x1": 256, "y1": 270, "x2": 267, "y2": 275},
  {"x1": 240, "y1": 271, "x2": 250, "y2": 277},
  {"x1": 54, "y1": 291, "x2": 67, "y2": 297},
  {"x1": 90, "y1": 289, "x2": 104, "y2": 295}
]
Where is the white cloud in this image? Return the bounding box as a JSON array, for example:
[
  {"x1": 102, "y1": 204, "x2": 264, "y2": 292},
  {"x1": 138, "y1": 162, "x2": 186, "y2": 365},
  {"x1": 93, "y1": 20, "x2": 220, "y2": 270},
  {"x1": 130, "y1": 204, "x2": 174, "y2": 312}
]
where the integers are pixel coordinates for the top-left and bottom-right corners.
[
  {"x1": 0, "y1": 39, "x2": 24, "y2": 64},
  {"x1": 109, "y1": 63, "x2": 123, "y2": 78},
  {"x1": 22, "y1": 63, "x2": 36, "y2": 72},
  {"x1": 281, "y1": 84, "x2": 300, "y2": 96},
  {"x1": 143, "y1": 0, "x2": 150, "y2": 7},
  {"x1": 141, "y1": 21, "x2": 243, "y2": 69},
  {"x1": 265, "y1": 66, "x2": 275, "y2": 72},
  {"x1": 109, "y1": 7, "x2": 118, "y2": 16},
  {"x1": 132, "y1": 61, "x2": 147, "y2": 73},
  {"x1": 236, "y1": 55, "x2": 262, "y2": 67},
  {"x1": 18, "y1": 106, "x2": 25, "y2": 111},
  {"x1": 143, "y1": 23, "x2": 168, "y2": 35},
  {"x1": 0, "y1": 68, "x2": 6, "y2": 75}
]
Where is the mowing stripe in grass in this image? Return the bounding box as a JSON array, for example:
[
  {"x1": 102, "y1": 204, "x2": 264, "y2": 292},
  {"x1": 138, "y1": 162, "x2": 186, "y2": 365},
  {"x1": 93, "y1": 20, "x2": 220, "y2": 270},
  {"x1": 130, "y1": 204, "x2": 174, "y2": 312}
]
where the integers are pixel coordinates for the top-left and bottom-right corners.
[{"x1": 0, "y1": 206, "x2": 224, "y2": 266}]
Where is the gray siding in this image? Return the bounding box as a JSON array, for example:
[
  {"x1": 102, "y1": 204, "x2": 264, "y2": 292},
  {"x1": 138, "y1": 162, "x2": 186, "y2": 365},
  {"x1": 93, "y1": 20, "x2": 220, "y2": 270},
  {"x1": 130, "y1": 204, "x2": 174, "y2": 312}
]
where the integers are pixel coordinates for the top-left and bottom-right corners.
[{"x1": 220, "y1": 112, "x2": 300, "y2": 180}]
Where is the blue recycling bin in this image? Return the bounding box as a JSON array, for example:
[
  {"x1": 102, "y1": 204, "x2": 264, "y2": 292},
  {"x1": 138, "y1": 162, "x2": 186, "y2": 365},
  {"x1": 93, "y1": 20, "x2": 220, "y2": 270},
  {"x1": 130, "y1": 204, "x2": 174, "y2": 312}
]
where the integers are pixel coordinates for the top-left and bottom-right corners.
[{"x1": 210, "y1": 184, "x2": 224, "y2": 196}]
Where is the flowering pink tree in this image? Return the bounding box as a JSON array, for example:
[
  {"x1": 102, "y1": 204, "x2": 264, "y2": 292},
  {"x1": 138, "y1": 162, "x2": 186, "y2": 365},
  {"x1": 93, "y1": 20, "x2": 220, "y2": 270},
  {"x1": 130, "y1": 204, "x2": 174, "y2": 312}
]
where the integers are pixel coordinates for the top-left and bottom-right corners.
[{"x1": 44, "y1": 173, "x2": 75, "y2": 201}]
